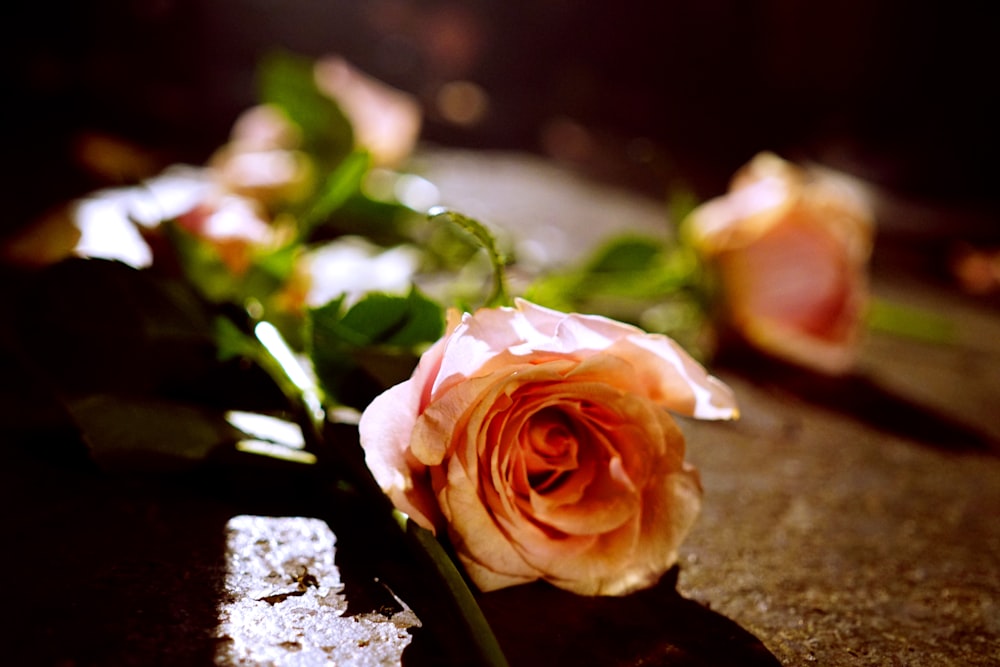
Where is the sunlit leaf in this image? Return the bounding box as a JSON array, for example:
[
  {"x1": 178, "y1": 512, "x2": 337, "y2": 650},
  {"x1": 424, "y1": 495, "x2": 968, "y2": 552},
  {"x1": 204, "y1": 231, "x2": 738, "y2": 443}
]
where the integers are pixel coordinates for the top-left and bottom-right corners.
[
  {"x1": 587, "y1": 237, "x2": 662, "y2": 273},
  {"x1": 526, "y1": 235, "x2": 701, "y2": 309},
  {"x1": 301, "y1": 150, "x2": 372, "y2": 233},
  {"x1": 307, "y1": 289, "x2": 444, "y2": 406},
  {"x1": 257, "y1": 50, "x2": 354, "y2": 170}
]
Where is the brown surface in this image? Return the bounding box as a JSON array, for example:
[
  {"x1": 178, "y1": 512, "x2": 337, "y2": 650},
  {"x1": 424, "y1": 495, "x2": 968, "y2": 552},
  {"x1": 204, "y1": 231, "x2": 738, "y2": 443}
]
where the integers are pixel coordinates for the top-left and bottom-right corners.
[{"x1": 3, "y1": 150, "x2": 999, "y2": 665}]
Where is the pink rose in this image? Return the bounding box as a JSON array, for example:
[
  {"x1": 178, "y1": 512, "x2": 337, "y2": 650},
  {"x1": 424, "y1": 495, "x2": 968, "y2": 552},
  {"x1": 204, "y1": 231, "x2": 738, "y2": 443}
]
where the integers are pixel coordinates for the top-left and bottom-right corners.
[
  {"x1": 208, "y1": 105, "x2": 314, "y2": 208},
  {"x1": 314, "y1": 57, "x2": 422, "y2": 168},
  {"x1": 359, "y1": 299, "x2": 738, "y2": 596},
  {"x1": 684, "y1": 152, "x2": 874, "y2": 375},
  {"x1": 174, "y1": 194, "x2": 279, "y2": 275}
]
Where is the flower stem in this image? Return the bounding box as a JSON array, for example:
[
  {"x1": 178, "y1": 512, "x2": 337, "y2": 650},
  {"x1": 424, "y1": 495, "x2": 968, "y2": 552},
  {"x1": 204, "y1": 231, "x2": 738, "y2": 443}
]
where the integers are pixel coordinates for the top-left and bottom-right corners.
[
  {"x1": 866, "y1": 297, "x2": 956, "y2": 344},
  {"x1": 428, "y1": 207, "x2": 511, "y2": 308}
]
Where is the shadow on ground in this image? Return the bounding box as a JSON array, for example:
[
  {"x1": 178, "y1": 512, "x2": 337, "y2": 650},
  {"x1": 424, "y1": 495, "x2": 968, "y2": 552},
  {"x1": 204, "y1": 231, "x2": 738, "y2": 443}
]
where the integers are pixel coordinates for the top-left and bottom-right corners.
[{"x1": 467, "y1": 569, "x2": 780, "y2": 667}]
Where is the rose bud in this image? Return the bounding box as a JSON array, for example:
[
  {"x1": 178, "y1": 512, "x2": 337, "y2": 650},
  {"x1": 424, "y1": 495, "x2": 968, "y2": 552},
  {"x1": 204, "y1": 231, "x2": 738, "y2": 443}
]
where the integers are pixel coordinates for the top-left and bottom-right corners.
[
  {"x1": 359, "y1": 299, "x2": 738, "y2": 596},
  {"x1": 684, "y1": 152, "x2": 874, "y2": 375}
]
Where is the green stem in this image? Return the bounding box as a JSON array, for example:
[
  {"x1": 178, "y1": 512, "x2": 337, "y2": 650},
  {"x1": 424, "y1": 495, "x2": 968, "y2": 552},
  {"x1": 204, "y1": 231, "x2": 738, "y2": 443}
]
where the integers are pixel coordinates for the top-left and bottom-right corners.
[
  {"x1": 429, "y1": 207, "x2": 511, "y2": 308},
  {"x1": 867, "y1": 297, "x2": 956, "y2": 344},
  {"x1": 397, "y1": 512, "x2": 511, "y2": 667}
]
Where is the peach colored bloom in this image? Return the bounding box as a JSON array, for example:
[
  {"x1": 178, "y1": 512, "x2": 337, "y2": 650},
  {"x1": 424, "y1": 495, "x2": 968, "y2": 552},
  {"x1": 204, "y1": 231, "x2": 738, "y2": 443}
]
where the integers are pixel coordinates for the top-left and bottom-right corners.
[
  {"x1": 359, "y1": 299, "x2": 738, "y2": 596},
  {"x1": 684, "y1": 152, "x2": 874, "y2": 375}
]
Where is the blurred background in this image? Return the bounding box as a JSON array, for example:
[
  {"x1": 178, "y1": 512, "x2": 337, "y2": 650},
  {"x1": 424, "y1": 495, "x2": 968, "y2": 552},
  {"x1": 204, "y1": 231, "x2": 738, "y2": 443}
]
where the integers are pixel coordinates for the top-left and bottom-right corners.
[{"x1": 5, "y1": 0, "x2": 998, "y2": 242}]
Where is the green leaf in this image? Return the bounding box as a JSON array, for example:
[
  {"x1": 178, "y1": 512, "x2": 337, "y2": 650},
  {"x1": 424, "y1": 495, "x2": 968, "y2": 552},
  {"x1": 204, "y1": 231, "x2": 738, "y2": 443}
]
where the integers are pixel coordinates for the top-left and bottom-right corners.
[
  {"x1": 523, "y1": 234, "x2": 712, "y2": 352},
  {"x1": 215, "y1": 316, "x2": 258, "y2": 362},
  {"x1": 257, "y1": 50, "x2": 355, "y2": 170},
  {"x1": 307, "y1": 289, "x2": 444, "y2": 406},
  {"x1": 160, "y1": 221, "x2": 299, "y2": 330},
  {"x1": 525, "y1": 235, "x2": 701, "y2": 310},
  {"x1": 667, "y1": 186, "x2": 701, "y2": 227},
  {"x1": 310, "y1": 290, "x2": 444, "y2": 350},
  {"x1": 340, "y1": 290, "x2": 445, "y2": 347},
  {"x1": 301, "y1": 150, "x2": 373, "y2": 233},
  {"x1": 66, "y1": 394, "x2": 245, "y2": 472},
  {"x1": 587, "y1": 237, "x2": 662, "y2": 273}
]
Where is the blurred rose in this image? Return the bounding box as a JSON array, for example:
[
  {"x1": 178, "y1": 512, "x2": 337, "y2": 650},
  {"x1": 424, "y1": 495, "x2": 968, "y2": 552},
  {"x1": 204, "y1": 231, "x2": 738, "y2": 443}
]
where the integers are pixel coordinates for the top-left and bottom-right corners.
[
  {"x1": 359, "y1": 299, "x2": 738, "y2": 596},
  {"x1": 950, "y1": 242, "x2": 1000, "y2": 295},
  {"x1": 314, "y1": 57, "x2": 422, "y2": 168},
  {"x1": 208, "y1": 105, "x2": 314, "y2": 208},
  {"x1": 685, "y1": 152, "x2": 874, "y2": 375},
  {"x1": 278, "y1": 236, "x2": 422, "y2": 312},
  {"x1": 227, "y1": 104, "x2": 302, "y2": 152},
  {"x1": 174, "y1": 194, "x2": 282, "y2": 275}
]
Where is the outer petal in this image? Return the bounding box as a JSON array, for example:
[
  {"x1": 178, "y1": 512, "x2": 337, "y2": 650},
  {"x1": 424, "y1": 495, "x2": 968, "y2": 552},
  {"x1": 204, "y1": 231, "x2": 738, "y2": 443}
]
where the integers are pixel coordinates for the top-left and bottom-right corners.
[
  {"x1": 606, "y1": 335, "x2": 739, "y2": 420},
  {"x1": 358, "y1": 380, "x2": 439, "y2": 530},
  {"x1": 431, "y1": 300, "x2": 641, "y2": 395},
  {"x1": 721, "y1": 215, "x2": 866, "y2": 374},
  {"x1": 425, "y1": 371, "x2": 548, "y2": 585},
  {"x1": 357, "y1": 317, "x2": 458, "y2": 531}
]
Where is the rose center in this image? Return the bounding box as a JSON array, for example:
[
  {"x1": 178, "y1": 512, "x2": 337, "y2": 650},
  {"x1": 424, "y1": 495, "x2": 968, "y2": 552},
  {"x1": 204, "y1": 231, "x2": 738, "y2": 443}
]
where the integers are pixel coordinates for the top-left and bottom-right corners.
[{"x1": 523, "y1": 407, "x2": 579, "y2": 492}]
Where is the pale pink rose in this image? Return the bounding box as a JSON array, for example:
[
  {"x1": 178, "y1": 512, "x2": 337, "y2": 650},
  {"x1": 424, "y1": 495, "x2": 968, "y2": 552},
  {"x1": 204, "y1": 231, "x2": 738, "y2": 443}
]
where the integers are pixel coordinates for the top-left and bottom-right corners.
[
  {"x1": 208, "y1": 105, "x2": 313, "y2": 208},
  {"x1": 174, "y1": 194, "x2": 279, "y2": 275},
  {"x1": 210, "y1": 146, "x2": 313, "y2": 208},
  {"x1": 226, "y1": 104, "x2": 302, "y2": 152},
  {"x1": 314, "y1": 57, "x2": 422, "y2": 168},
  {"x1": 684, "y1": 152, "x2": 874, "y2": 375},
  {"x1": 359, "y1": 299, "x2": 738, "y2": 596}
]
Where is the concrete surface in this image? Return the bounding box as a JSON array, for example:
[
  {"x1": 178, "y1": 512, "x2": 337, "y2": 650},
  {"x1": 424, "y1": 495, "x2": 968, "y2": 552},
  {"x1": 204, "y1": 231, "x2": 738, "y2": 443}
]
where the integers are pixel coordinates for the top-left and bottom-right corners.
[{"x1": 2, "y1": 150, "x2": 999, "y2": 665}]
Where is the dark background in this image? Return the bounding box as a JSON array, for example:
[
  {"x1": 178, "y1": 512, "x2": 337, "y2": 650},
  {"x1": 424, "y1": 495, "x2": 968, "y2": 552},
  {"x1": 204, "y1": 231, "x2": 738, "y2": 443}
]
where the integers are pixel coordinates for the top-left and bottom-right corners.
[{"x1": 5, "y1": 0, "x2": 998, "y2": 237}]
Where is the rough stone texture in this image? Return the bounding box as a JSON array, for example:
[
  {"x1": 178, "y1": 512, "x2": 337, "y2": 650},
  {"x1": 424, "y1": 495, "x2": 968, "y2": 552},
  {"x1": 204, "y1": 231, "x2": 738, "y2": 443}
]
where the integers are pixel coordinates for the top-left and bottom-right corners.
[
  {"x1": 426, "y1": 150, "x2": 1000, "y2": 665},
  {"x1": 678, "y1": 376, "x2": 1000, "y2": 666},
  {"x1": 2, "y1": 149, "x2": 999, "y2": 666}
]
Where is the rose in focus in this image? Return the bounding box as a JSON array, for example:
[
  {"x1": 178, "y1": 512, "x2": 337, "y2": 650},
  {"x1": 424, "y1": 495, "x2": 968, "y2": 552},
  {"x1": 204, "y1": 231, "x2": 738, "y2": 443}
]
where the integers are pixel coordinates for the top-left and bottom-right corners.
[
  {"x1": 684, "y1": 152, "x2": 874, "y2": 375},
  {"x1": 359, "y1": 299, "x2": 738, "y2": 596}
]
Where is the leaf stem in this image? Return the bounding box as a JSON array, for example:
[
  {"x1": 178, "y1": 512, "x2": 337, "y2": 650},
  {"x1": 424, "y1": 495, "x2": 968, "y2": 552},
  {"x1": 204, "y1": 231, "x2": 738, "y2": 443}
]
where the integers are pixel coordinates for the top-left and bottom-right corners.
[
  {"x1": 428, "y1": 207, "x2": 511, "y2": 308},
  {"x1": 866, "y1": 297, "x2": 956, "y2": 344}
]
